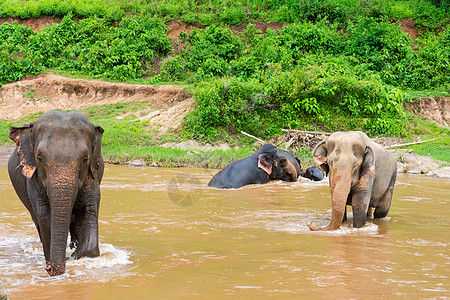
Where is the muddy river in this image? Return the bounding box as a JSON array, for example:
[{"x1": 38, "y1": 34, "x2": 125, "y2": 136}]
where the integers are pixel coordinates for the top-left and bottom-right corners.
[{"x1": 0, "y1": 163, "x2": 448, "y2": 299}]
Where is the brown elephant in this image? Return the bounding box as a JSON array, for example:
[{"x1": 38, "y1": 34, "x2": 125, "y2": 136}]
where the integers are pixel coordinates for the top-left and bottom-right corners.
[
  {"x1": 307, "y1": 131, "x2": 397, "y2": 231},
  {"x1": 8, "y1": 110, "x2": 104, "y2": 276}
]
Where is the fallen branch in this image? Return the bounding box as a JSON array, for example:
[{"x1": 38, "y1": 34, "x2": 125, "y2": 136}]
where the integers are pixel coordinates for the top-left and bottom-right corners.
[
  {"x1": 386, "y1": 138, "x2": 438, "y2": 149},
  {"x1": 240, "y1": 131, "x2": 265, "y2": 143}
]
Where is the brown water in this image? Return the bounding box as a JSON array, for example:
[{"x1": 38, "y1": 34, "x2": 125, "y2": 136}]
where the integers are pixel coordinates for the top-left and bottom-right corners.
[{"x1": 0, "y1": 163, "x2": 449, "y2": 299}]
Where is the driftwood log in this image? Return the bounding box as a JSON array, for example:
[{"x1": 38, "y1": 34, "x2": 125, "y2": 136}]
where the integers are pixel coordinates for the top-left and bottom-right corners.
[
  {"x1": 268, "y1": 129, "x2": 331, "y2": 151},
  {"x1": 241, "y1": 130, "x2": 437, "y2": 152}
]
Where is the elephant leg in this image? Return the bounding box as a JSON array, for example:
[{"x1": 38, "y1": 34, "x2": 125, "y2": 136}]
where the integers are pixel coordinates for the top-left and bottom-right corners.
[
  {"x1": 69, "y1": 215, "x2": 78, "y2": 250},
  {"x1": 71, "y1": 182, "x2": 100, "y2": 259},
  {"x1": 343, "y1": 194, "x2": 352, "y2": 223},
  {"x1": 34, "y1": 201, "x2": 52, "y2": 262},
  {"x1": 71, "y1": 205, "x2": 99, "y2": 259},
  {"x1": 343, "y1": 206, "x2": 347, "y2": 222},
  {"x1": 351, "y1": 174, "x2": 374, "y2": 228},
  {"x1": 374, "y1": 170, "x2": 396, "y2": 219},
  {"x1": 367, "y1": 207, "x2": 373, "y2": 218},
  {"x1": 374, "y1": 183, "x2": 395, "y2": 219},
  {"x1": 26, "y1": 183, "x2": 52, "y2": 262}
]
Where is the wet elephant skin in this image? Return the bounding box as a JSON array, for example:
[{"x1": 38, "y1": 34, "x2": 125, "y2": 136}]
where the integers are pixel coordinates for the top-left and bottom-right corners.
[
  {"x1": 307, "y1": 131, "x2": 397, "y2": 231},
  {"x1": 7, "y1": 110, "x2": 104, "y2": 276},
  {"x1": 208, "y1": 144, "x2": 300, "y2": 189}
]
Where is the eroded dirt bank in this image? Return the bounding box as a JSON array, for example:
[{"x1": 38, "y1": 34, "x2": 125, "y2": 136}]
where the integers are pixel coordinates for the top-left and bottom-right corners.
[{"x1": 405, "y1": 97, "x2": 450, "y2": 127}]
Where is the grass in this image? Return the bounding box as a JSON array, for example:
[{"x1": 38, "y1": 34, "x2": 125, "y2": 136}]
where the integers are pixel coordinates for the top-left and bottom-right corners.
[
  {"x1": 1, "y1": 102, "x2": 448, "y2": 168},
  {"x1": 0, "y1": 103, "x2": 259, "y2": 168},
  {"x1": 406, "y1": 134, "x2": 450, "y2": 162}
]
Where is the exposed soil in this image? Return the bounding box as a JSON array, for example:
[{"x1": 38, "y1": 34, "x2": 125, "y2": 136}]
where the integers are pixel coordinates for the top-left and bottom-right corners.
[
  {"x1": 400, "y1": 18, "x2": 419, "y2": 41},
  {"x1": 405, "y1": 96, "x2": 450, "y2": 127},
  {"x1": 0, "y1": 16, "x2": 61, "y2": 31},
  {"x1": 166, "y1": 20, "x2": 204, "y2": 38},
  {"x1": 0, "y1": 73, "x2": 193, "y2": 128},
  {"x1": 229, "y1": 20, "x2": 285, "y2": 35}
]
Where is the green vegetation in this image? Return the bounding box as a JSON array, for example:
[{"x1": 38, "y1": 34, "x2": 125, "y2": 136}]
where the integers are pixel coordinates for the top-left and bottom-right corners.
[
  {"x1": 0, "y1": 0, "x2": 449, "y2": 166},
  {"x1": 410, "y1": 136, "x2": 450, "y2": 162},
  {"x1": 0, "y1": 103, "x2": 260, "y2": 168}
]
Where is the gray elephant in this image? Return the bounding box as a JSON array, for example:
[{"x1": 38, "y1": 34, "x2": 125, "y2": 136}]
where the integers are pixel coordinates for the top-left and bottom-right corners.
[
  {"x1": 301, "y1": 166, "x2": 324, "y2": 181},
  {"x1": 0, "y1": 281, "x2": 8, "y2": 300},
  {"x1": 307, "y1": 131, "x2": 397, "y2": 231},
  {"x1": 8, "y1": 110, "x2": 104, "y2": 276},
  {"x1": 208, "y1": 144, "x2": 301, "y2": 189}
]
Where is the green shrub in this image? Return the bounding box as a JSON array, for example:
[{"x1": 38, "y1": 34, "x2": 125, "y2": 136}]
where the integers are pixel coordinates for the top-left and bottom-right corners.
[
  {"x1": 157, "y1": 55, "x2": 189, "y2": 81},
  {"x1": 183, "y1": 25, "x2": 243, "y2": 77},
  {"x1": 347, "y1": 18, "x2": 412, "y2": 71},
  {"x1": 0, "y1": 14, "x2": 172, "y2": 82},
  {"x1": 219, "y1": 6, "x2": 248, "y2": 25},
  {"x1": 183, "y1": 77, "x2": 266, "y2": 141}
]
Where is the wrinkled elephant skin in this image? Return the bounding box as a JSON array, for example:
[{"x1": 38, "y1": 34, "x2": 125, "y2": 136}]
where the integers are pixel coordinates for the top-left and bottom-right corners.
[
  {"x1": 301, "y1": 166, "x2": 324, "y2": 181},
  {"x1": 208, "y1": 144, "x2": 301, "y2": 189},
  {"x1": 307, "y1": 131, "x2": 397, "y2": 231},
  {"x1": 8, "y1": 110, "x2": 104, "y2": 276}
]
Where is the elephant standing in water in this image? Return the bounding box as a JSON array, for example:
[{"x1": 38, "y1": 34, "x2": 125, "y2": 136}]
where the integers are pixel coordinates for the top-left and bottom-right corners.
[
  {"x1": 8, "y1": 110, "x2": 104, "y2": 276},
  {"x1": 208, "y1": 144, "x2": 302, "y2": 189},
  {"x1": 307, "y1": 131, "x2": 397, "y2": 231}
]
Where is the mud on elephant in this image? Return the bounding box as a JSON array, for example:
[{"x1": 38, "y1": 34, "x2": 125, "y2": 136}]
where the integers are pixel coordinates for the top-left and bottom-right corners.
[
  {"x1": 307, "y1": 131, "x2": 397, "y2": 231},
  {"x1": 208, "y1": 144, "x2": 302, "y2": 189},
  {"x1": 8, "y1": 110, "x2": 104, "y2": 276}
]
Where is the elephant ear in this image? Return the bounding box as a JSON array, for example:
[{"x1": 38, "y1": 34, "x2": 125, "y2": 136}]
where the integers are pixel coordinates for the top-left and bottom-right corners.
[
  {"x1": 89, "y1": 125, "x2": 104, "y2": 180},
  {"x1": 257, "y1": 153, "x2": 272, "y2": 175},
  {"x1": 312, "y1": 140, "x2": 329, "y2": 176},
  {"x1": 9, "y1": 123, "x2": 36, "y2": 179},
  {"x1": 360, "y1": 146, "x2": 375, "y2": 178}
]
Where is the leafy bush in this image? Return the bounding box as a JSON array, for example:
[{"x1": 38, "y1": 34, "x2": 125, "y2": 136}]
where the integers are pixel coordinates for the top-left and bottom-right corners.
[
  {"x1": 0, "y1": 14, "x2": 172, "y2": 83},
  {"x1": 385, "y1": 28, "x2": 450, "y2": 89},
  {"x1": 183, "y1": 77, "x2": 266, "y2": 141},
  {"x1": 183, "y1": 61, "x2": 409, "y2": 141},
  {"x1": 0, "y1": 22, "x2": 41, "y2": 85},
  {"x1": 182, "y1": 25, "x2": 243, "y2": 78},
  {"x1": 347, "y1": 18, "x2": 412, "y2": 71},
  {"x1": 157, "y1": 55, "x2": 189, "y2": 81}
]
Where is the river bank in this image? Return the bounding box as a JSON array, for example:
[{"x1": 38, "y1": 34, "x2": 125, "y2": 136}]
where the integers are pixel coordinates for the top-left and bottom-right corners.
[{"x1": 1, "y1": 143, "x2": 448, "y2": 179}]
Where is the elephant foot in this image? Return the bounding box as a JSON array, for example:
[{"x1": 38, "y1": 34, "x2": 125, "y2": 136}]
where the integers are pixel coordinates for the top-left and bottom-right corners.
[
  {"x1": 45, "y1": 262, "x2": 65, "y2": 276},
  {"x1": 71, "y1": 245, "x2": 100, "y2": 259}
]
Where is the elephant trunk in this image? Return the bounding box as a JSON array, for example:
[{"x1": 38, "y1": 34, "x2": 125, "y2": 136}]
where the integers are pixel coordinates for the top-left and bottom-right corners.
[
  {"x1": 307, "y1": 171, "x2": 351, "y2": 231},
  {"x1": 46, "y1": 173, "x2": 78, "y2": 276}
]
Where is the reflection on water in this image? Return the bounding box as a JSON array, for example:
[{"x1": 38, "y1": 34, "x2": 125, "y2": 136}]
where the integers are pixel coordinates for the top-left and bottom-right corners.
[{"x1": 0, "y1": 164, "x2": 448, "y2": 299}]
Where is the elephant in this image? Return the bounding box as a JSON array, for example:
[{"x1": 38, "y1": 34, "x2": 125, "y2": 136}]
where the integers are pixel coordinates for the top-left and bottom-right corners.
[
  {"x1": 306, "y1": 131, "x2": 397, "y2": 231},
  {"x1": 0, "y1": 281, "x2": 7, "y2": 300},
  {"x1": 8, "y1": 110, "x2": 104, "y2": 276},
  {"x1": 208, "y1": 144, "x2": 302, "y2": 189},
  {"x1": 301, "y1": 166, "x2": 324, "y2": 181}
]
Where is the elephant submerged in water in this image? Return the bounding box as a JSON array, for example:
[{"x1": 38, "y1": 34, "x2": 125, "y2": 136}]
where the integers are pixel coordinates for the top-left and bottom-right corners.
[
  {"x1": 307, "y1": 131, "x2": 397, "y2": 231},
  {"x1": 208, "y1": 144, "x2": 302, "y2": 189},
  {"x1": 8, "y1": 110, "x2": 104, "y2": 276},
  {"x1": 301, "y1": 166, "x2": 324, "y2": 181}
]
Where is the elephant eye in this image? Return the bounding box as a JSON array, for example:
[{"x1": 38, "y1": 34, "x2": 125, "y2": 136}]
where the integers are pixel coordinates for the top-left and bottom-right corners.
[
  {"x1": 37, "y1": 155, "x2": 43, "y2": 163},
  {"x1": 82, "y1": 156, "x2": 89, "y2": 163}
]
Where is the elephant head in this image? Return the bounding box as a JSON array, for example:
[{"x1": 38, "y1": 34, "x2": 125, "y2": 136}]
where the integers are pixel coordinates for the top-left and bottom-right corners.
[
  {"x1": 9, "y1": 110, "x2": 104, "y2": 276},
  {"x1": 307, "y1": 132, "x2": 375, "y2": 231},
  {"x1": 257, "y1": 144, "x2": 300, "y2": 183}
]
